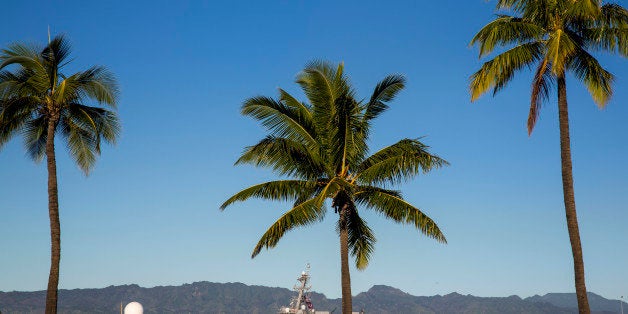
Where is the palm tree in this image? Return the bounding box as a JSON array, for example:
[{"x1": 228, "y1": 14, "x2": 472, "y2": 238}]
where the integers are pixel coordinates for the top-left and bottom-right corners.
[
  {"x1": 0, "y1": 35, "x2": 120, "y2": 314},
  {"x1": 222, "y1": 61, "x2": 447, "y2": 314},
  {"x1": 469, "y1": 1, "x2": 627, "y2": 313}
]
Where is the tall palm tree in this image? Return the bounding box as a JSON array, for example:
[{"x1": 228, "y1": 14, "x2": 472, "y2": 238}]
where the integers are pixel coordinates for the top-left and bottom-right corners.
[
  {"x1": 469, "y1": 1, "x2": 627, "y2": 313},
  {"x1": 0, "y1": 35, "x2": 120, "y2": 314},
  {"x1": 222, "y1": 61, "x2": 447, "y2": 314}
]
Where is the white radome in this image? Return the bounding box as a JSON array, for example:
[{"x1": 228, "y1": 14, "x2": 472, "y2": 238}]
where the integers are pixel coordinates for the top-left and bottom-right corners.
[{"x1": 124, "y1": 301, "x2": 143, "y2": 314}]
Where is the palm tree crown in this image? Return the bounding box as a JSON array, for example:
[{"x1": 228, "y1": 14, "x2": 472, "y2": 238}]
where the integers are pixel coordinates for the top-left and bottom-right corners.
[
  {"x1": 0, "y1": 35, "x2": 120, "y2": 171},
  {"x1": 470, "y1": 0, "x2": 627, "y2": 133},
  {"x1": 222, "y1": 61, "x2": 447, "y2": 313}
]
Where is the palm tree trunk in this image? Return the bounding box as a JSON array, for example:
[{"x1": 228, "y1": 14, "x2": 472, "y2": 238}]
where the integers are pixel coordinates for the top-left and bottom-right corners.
[
  {"x1": 45, "y1": 118, "x2": 60, "y2": 314},
  {"x1": 557, "y1": 75, "x2": 590, "y2": 314},
  {"x1": 339, "y1": 206, "x2": 352, "y2": 314}
]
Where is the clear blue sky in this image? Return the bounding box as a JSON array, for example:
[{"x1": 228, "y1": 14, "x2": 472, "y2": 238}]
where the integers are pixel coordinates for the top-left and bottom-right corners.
[{"x1": 1, "y1": 0, "x2": 627, "y2": 300}]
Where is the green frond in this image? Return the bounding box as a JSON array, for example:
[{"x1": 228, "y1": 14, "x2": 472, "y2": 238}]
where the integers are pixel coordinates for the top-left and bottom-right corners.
[
  {"x1": 297, "y1": 66, "x2": 334, "y2": 150},
  {"x1": 470, "y1": 15, "x2": 545, "y2": 57},
  {"x1": 363, "y1": 74, "x2": 405, "y2": 122},
  {"x1": 354, "y1": 188, "x2": 446, "y2": 243},
  {"x1": 296, "y1": 60, "x2": 354, "y2": 157},
  {"x1": 356, "y1": 139, "x2": 448, "y2": 186},
  {"x1": 586, "y1": 27, "x2": 628, "y2": 56},
  {"x1": 50, "y1": 66, "x2": 119, "y2": 107},
  {"x1": 235, "y1": 136, "x2": 327, "y2": 179},
  {"x1": 315, "y1": 176, "x2": 353, "y2": 207},
  {"x1": 565, "y1": 0, "x2": 602, "y2": 23},
  {"x1": 496, "y1": 0, "x2": 534, "y2": 13},
  {"x1": 346, "y1": 209, "x2": 375, "y2": 270},
  {"x1": 547, "y1": 29, "x2": 578, "y2": 74},
  {"x1": 0, "y1": 55, "x2": 46, "y2": 76},
  {"x1": 41, "y1": 35, "x2": 72, "y2": 70},
  {"x1": 584, "y1": 4, "x2": 628, "y2": 56},
  {"x1": 470, "y1": 42, "x2": 543, "y2": 101},
  {"x1": 600, "y1": 3, "x2": 628, "y2": 28},
  {"x1": 220, "y1": 180, "x2": 322, "y2": 210},
  {"x1": 0, "y1": 66, "x2": 48, "y2": 97},
  {"x1": 0, "y1": 41, "x2": 45, "y2": 73},
  {"x1": 1, "y1": 42, "x2": 41, "y2": 60},
  {"x1": 330, "y1": 94, "x2": 367, "y2": 175},
  {"x1": 568, "y1": 49, "x2": 614, "y2": 107},
  {"x1": 22, "y1": 116, "x2": 48, "y2": 161},
  {"x1": 296, "y1": 61, "x2": 337, "y2": 110},
  {"x1": 496, "y1": 0, "x2": 553, "y2": 23},
  {"x1": 0, "y1": 71, "x2": 22, "y2": 98},
  {"x1": 242, "y1": 96, "x2": 317, "y2": 149},
  {"x1": 299, "y1": 60, "x2": 351, "y2": 99},
  {"x1": 0, "y1": 96, "x2": 39, "y2": 149},
  {"x1": 278, "y1": 88, "x2": 312, "y2": 115},
  {"x1": 59, "y1": 115, "x2": 99, "y2": 174},
  {"x1": 66, "y1": 104, "x2": 120, "y2": 144},
  {"x1": 601, "y1": 3, "x2": 628, "y2": 26},
  {"x1": 251, "y1": 197, "x2": 326, "y2": 258},
  {"x1": 71, "y1": 66, "x2": 119, "y2": 107},
  {"x1": 528, "y1": 59, "x2": 553, "y2": 135}
]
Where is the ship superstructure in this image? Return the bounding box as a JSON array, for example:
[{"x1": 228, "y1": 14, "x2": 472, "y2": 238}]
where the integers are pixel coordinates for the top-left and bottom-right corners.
[{"x1": 279, "y1": 264, "x2": 329, "y2": 314}]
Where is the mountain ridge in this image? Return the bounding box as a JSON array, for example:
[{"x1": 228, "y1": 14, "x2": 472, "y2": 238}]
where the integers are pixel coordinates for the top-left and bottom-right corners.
[{"x1": 1, "y1": 282, "x2": 626, "y2": 313}]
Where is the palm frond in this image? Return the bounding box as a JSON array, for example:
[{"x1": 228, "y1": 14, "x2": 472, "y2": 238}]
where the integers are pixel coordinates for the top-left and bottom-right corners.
[
  {"x1": 296, "y1": 60, "x2": 353, "y2": 158},
  {"x1": 251, "y1": 197, "x2": 326, "y2": 258},
  {"x1": 600, "y1": 3, "x2": 628, "y2": 27},
  {"x1": 0, "y1": 65, "x2": 48, "y2": 97},
  {"x1": 363, "y1": 74, "x2": 405, "y2": 122},
  {"x1": 220, "y1": 180, "x2": 322, "y2": 210},
  {"x1": 496, "y1": 0, "x2": 553, "y2": 23},
  {"x1": 565, "y1": 0, "x2": 602, "y2": 24},
  {"x1": 70, "y1": 66, "x2": 119, "y2": 106},
  {"x1": 242, "y1": 96, "x2": 317, "y2": 150},
  {"x1": 236, "y1": 136, "x2": 327, "y2": 179},
  {"x1": 315, "y1": 176, "x2": 353, "y2": 207},
  {"x1": 278, "y1": 88, "x2": 311, "y2": 111},
  {"x1": 0, "y1": 96, "x2": 39, "y2": 148},
  {"x1": 66, "y1": 103, "x2": 120, "y2": 144},
  {"x1": 567, "y1": 48, "x2": 614, "y2": 107},
  {"x1": 354, "y1": 188, "x2": 446, "y2": 243},
  {"x1": 583, "y1": 3, "x2": 628, "y2": 56},
  {"x1": 1, "y1": 42, "x2": 41, "y2": 60},
  {"x1": 547, "y1": 29, "x2": 578, "y2": 74},
  {"x1": 0, "y1": 41, "x2": 46, "y2": 72},
  {"x1": 470, "y1": 42, "x2": 543, "y2": 101},
  {"x1": 346, "y1": 208, "x2": 376, "y2": 270},
  {"x1": 0, "y1": 70, "x2": 22, "y2": 98},
  {"x1": 330, "y1": 94, "x2": 362, "y2": 175},
  {"x1": 59, "y1": 115, "x2": 99, "y2": 174},
  {"x1": 355, "y1": 139, "x2": 448, "y2": 186},
  {"x1": 42, "y1": 35, "x2": 72, "y2": 71},
  {"x1": 528, "y1": 59, "x2": 553, "y2": 134},
  {"x1": 296, "y1": 61, "x2": 337, "y2": 110},
  {"x1": 496, "y1": 0, "x2": 536, "y2": 13},
  {"x1": 22, "y1": 115, "x2": 48, "y2": 161},
  {"x1": 470, "y1": 15, "x2": 545, "y2": 57}
]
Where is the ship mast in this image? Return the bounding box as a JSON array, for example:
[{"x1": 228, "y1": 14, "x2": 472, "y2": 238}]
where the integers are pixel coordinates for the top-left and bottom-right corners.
[
  {"x1": 279, "y1": 264, "x2": 318, "y2": 314},
  {"x1": 294, "y1": 264, "x2": 311, "y2": 311}
]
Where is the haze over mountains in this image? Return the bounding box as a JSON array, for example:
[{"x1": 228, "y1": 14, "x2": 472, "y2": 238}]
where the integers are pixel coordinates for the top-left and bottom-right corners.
[{"x1": 1, "y1": 281, "x2": 626, "y2": 313}]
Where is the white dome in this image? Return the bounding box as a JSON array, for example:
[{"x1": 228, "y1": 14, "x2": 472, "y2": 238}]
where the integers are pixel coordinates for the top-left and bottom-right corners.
[{"x1": 124, "y1": 301, "x2": 144, "y2": 314}]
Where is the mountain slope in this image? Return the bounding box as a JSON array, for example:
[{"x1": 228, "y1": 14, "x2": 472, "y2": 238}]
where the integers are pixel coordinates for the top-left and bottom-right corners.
[
  {"x1": 1, "y1": 282, "x2": 624, "y2": 313},
  {"x1": 526, "y1": 292, "x2": 627, "y2": 313}
]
